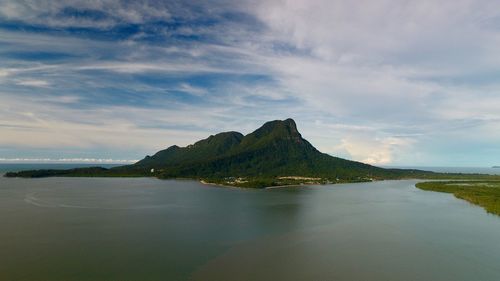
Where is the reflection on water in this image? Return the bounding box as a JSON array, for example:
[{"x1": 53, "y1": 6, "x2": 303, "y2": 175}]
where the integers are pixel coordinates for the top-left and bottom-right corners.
[{"x1": 0, "y1": 177, "x2": 499, "y2": 281}]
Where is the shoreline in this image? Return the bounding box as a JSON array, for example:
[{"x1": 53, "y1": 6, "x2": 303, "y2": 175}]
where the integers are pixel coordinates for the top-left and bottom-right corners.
[
  {"x1": 5, "y1": 173, "x2": 500, "y2": 190},
  {"x1": 265, "y1": 183, "x2": 321, "y2": 189},
  {"x1": 199, "y1": 179, "x2": 321, "y2": 190},
  {"x1": 199, "y1": 180, "x2": 250, "y2": 190}
]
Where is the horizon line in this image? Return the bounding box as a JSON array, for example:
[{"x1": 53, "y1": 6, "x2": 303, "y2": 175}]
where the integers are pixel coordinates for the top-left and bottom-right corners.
[{"x1": 0, "y1": 158, "x2": 139, "y2": 164}]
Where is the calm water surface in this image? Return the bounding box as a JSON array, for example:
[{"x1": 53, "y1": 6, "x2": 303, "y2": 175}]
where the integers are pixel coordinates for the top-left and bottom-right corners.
[{"x1": 1, "y1": 173, "x2": 500, "y2": 280}]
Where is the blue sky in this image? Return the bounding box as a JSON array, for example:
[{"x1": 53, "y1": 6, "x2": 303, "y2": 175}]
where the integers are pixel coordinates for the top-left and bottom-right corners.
[{"x1": 1, "y1": 0, "x2": 500, "y2": 166}]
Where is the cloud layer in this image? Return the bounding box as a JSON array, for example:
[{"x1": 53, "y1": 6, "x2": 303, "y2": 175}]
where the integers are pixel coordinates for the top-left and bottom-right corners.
[{"x1": 1, "y1": 0, "x2": 500, "y2": 166}]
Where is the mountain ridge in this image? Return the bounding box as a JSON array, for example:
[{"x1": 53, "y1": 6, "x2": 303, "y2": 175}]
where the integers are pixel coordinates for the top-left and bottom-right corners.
[
  {"x1": 6, "y1": 118, "x2": 500, "y2": 188},
  {"x1": 125, "y1": 118, "x2": 373, "y2": 179}
]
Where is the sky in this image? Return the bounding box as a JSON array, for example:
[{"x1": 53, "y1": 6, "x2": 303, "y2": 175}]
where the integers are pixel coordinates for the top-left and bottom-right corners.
[{"x1": 1, "y1": 0, "x2": 500, "y2": 167}]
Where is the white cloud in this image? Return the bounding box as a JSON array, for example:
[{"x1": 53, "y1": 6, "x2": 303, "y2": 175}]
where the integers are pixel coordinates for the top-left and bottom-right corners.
[
  {"x1": 16, "y1": 79, "x2": 50, "y2": 87},
  {"x1": 334, "y1": 136, "x2": 415, "y2": 165},
  {"x1": 0, "y1": 69, "x2": 9, "y2": 77},
  {"x1": 177, "y1": 83, "x2": 207, "y2": 96},
  {"x1": 75, "y1": 61, "x2": 230, "y2": 74}
]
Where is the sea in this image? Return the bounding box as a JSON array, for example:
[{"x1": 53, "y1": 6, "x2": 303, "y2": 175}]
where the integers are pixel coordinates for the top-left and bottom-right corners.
[{"x1": 1, "y1": 164, "x2": 499, "y2": 281}]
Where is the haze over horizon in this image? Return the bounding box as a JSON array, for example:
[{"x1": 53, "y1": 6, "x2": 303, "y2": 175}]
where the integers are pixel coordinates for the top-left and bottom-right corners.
[{"x1": 1, "y1": 0, "x2": 500, "y2": 167}]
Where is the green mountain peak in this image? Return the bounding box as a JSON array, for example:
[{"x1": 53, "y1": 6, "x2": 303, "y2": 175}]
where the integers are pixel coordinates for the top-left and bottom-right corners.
[{"x1": 251, "y1": 118, "x2": 299, "y2": 137}]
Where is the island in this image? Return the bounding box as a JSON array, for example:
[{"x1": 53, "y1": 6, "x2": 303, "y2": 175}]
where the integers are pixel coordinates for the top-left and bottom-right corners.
[{"x1": 5, "y1": 118, "x2": 500, "y2": 188}]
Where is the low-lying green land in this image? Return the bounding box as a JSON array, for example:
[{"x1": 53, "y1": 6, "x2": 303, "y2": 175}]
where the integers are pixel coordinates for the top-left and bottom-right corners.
[{"x1": 416, "y1": 181, "x2": 500, "y2": 216}]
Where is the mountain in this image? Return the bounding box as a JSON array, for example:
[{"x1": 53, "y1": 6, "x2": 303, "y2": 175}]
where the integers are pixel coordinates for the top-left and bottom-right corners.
[
  {"x1": 6, "y1": 118, "x2": 499, "y2": 187},
  {"x1": 111, "y1": 118, "x2": 433, "y2": 185},
  {"x1": 133, "y1": 131, "x2": 244, "y2": 169}
]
